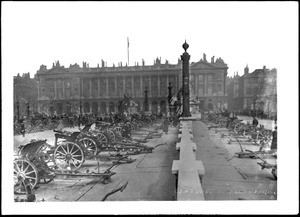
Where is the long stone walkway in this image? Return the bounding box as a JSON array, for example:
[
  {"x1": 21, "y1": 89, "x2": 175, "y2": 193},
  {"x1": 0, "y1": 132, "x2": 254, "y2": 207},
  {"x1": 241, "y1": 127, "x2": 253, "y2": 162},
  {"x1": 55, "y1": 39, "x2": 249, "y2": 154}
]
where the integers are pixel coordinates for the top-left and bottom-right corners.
[{"x1": 192, "y1": 120, "x2": 277, "y2": 200}]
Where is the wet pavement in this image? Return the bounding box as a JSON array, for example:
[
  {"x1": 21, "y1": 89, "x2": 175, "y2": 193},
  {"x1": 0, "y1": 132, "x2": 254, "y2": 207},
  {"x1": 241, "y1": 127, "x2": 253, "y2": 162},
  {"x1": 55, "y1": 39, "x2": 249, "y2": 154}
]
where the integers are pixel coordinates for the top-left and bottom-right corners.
[
  {"x1": 14, "y1": 124, "x2": 179, "y2": 201},
  {"x1": 192, "y1": 120, "x2": 277, "y2": 200}
]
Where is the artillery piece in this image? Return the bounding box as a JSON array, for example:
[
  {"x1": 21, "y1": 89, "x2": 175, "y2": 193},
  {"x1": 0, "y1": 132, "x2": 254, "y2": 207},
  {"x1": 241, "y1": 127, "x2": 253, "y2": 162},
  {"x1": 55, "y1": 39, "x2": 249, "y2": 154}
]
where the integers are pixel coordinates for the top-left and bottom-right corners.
[{"x1": 14, "y1": 139, "x2": 117, "y2": 195}]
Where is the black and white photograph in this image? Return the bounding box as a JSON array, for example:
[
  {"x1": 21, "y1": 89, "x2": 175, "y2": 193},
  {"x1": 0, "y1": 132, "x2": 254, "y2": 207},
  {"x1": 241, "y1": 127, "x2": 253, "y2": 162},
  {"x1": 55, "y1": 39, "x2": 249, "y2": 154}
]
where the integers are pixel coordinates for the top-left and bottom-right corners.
[{"x1": 1, "y1": 1, "x2": 298, "y2": 215}]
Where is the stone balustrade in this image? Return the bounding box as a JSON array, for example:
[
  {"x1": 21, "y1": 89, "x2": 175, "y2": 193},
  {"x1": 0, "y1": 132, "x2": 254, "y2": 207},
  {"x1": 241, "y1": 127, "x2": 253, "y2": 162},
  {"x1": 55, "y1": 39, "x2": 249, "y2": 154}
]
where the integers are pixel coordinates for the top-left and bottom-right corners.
[{"x1": 172, "y1": 120, "x2": 205, "y2": 200}]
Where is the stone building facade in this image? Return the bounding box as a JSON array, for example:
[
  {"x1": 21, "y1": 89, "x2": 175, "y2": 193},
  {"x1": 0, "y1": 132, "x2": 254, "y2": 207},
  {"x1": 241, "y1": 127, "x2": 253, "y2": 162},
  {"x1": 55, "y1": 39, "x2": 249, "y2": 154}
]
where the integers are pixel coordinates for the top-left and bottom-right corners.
[
  {"x1": 35, "y1": 54, "x2": 228, "y2": 115},
  {"x1": 14, "y1": 72, "x2": 38, "y2": 118},
  {"x1": 243, "y1": 66, "x2": 277, "y2": 115},
  {"x1": 226, "y1": 65, "x2": 277, "y2": 116}
]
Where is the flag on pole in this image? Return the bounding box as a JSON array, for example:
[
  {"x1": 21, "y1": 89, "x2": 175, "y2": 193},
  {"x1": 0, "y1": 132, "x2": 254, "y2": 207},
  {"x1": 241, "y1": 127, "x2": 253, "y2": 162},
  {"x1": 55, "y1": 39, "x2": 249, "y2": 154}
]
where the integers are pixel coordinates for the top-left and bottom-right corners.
[{"x1": 127, "y1": 37, "x2": 130, "y2": 66}]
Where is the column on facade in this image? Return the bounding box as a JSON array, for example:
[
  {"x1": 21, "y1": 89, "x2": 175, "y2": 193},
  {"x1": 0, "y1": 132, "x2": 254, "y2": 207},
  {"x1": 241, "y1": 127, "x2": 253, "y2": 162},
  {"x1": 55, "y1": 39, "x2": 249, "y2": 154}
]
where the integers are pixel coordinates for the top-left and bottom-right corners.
[
  {"x1": 106, "y1": 77, "x2": 109, "y2": 97},
  {"x1": 157, "y1": 75, "x2": 160, "y2": 97},
  {"x1": 81, "y1": 78, "x2": 84, "y2": 99},
  {"x1": 115, "y1": 77, "x2": 117, "y2": 97},
  {"x1": 149, "y1": 77, "x2": 152, "y2": 97},
  {"x1": 98, "y1": 78, "x2": 100, "y2": 97},
  {"x1": 123, "y1": 77, "x2": 126, "y2": 95},
  {"x1": 140, "y1": 76, "x2": 143, "y2": 97},
  {"x1": 212, "y1": 74, "x2": 215, "y2": 95},
  {"x1": 195, "y1": 73, "x2": 198, "y2": 97},
  {"x1": 223, "y1": 73, "x2": 226, "y2": 96},
  {"x1": 90, "y1": 78, "x2": 92, "y2": 98},
  {"x1": 37, "y1": 80, "x2": 40, "y2": 99},
  {"x1": 54, "y1": 79, "x2": 57, "y2": 99},
  {"x1": 62, "y1": 79, "x2": 65, "y2": 99},
  {"x1": 204, "y1": 74, "x2": 207, "y2": 95},
  {"x1": 132, "y1": 76, "x2": 134, "y2": 98},
  {"x1": 166, "y1": 76, "x2": 169, "y2": 97}
]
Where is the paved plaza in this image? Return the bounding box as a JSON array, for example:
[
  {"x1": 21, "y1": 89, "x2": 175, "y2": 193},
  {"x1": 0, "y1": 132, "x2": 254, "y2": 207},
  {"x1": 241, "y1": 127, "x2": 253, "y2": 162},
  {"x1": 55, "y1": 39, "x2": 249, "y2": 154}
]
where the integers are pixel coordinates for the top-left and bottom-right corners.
[
  {"x1": 13, "y1": 117, "x2": 277, "y2": 201},
  {"x1": 14, "y1": 124, "x2": 179, "y2": 201}
]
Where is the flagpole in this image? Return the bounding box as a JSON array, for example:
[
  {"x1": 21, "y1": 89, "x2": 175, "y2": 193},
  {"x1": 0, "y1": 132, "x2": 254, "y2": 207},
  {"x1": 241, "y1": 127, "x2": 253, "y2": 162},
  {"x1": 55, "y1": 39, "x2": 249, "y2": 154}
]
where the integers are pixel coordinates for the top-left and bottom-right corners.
[{"x1": 127, "y1": 37, "x2": 129, "y2": 66}]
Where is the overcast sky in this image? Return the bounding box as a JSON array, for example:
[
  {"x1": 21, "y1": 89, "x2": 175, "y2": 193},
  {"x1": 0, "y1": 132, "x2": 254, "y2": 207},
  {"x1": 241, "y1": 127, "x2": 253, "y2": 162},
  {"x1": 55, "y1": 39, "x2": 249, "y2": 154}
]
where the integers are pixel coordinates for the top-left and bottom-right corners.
[{"x1": 2, "y1": 1, "x2": 298, "y2": 78}]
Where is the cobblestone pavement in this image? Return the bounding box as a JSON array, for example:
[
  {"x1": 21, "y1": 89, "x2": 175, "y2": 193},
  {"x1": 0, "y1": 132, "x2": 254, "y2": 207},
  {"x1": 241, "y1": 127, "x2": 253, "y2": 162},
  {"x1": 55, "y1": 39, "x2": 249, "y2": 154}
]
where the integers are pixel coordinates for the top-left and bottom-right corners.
[
  {"x1": 192, "y1": 120, "x2": 277, "y2": 200},
  {"x1": 14, "y1": 124, "x2": 179, "y2": 201}
]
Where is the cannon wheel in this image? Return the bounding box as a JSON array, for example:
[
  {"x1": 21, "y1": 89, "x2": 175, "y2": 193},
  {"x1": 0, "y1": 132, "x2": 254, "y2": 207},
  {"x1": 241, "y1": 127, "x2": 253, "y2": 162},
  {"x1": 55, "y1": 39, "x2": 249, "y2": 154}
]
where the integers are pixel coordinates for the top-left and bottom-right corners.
[
  {"x1": 78, "y1": 137, "x2": 98, "y2": 156},
  {"x1": 14, "y1": 158, "x2": 39, "y2": 194},
  {"x1": 96, "y1": 132, "x2": 108, "y2": 143},
  {"x1": 106, "y1": 130, "x2": 116, "y2": 142},
  {"x1": 54, "y1": 142, "x2": 84, "y2": 171},
  {"x1": 234, "y1": 122, "x2": 244, "y2": 134},
  {"x1": 114, "y1": 127, "x2": 123, "y2": 135}
]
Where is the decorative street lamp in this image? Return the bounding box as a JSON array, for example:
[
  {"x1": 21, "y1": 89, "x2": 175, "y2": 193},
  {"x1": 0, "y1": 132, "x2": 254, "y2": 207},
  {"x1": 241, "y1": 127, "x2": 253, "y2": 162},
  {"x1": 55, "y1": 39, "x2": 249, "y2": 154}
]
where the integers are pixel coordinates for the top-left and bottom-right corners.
[
  {"x1": 168, "y1": 82, "x2": 173, "y2": 113},
  {"x1": 181, "y1": 40, "x2": 191, "y2": 117},
  {"x1": 27, "y1": 102, "x2": 30, "y2": 118},
  {"x1": 144, "y1": 87, "x2": 149, "y2": 112}
]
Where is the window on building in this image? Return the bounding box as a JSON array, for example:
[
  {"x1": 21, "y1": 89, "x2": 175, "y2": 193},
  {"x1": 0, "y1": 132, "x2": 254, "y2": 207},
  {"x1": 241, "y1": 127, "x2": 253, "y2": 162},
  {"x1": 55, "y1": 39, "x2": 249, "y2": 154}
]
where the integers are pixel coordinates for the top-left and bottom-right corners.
[
  {"x1": 199, "y1": 75, "x2": 203, "y2": 81},
  {"x1": 207, "y1": 85, "x2": 213, "y2": 95},
  {"x1": 246, "y1": 87, "x2": 252, "y2": 95},
  {"x1": 198, "y1": 85, "x2": 204, "y2": 95},
  {"x1": 217, "y1": 83, "x2": 222, "y2": 93}
]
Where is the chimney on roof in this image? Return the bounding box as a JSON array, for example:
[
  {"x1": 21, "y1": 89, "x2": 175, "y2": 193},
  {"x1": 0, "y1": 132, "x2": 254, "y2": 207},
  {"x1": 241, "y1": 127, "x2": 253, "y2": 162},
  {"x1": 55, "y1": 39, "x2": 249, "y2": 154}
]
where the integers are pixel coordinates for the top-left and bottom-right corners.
[
  {"x1": 244, "y1": 64, "x2": 249, "y2": 74},
  {"x1": 203, "y1": 53, "x2": 207, "y2": 62},
  {"x1": 211, "y1": 56, "x2": 215, "y2": 64},
  {"x1": 101, "y1": 60, "x2": 105, "y2": 68},
  {"x1": 142, "y1": 59, "x2": 145, "y2": 66}
]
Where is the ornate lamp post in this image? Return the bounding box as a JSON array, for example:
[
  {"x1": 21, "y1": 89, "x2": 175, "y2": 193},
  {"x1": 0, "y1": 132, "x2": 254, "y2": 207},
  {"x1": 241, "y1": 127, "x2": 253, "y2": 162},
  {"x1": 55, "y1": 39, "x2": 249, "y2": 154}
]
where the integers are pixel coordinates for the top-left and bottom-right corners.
[
  {"x1": 181, "y1": 40, "x2": 191, "y2": 117},
  {"x1": 27, "y1": 102, "x2": 30, "y2": 118},
  {"x1": 144, "y1": 87, "x2": 149, "y2": 112},
  {"x1": 168, "y1": 82, "x2": 173, "y2": 113}
]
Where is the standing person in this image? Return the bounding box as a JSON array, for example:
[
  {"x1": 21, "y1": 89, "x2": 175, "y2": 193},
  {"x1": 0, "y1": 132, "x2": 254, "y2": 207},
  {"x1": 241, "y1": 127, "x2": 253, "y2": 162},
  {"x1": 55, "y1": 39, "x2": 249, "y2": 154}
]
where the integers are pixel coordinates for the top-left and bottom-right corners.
[
  {"x1": 163, "y1": 117, "x2": 169, "y2": 134},
  {"x1": 270, "y1": 127, "x2": 277, "y2": 150},
  {"x1": 19, "y1": 119, "x2": 25, "y2": 137},
  {"x1": 252, "y1": 116, "x2": 259, "y2": 127}
]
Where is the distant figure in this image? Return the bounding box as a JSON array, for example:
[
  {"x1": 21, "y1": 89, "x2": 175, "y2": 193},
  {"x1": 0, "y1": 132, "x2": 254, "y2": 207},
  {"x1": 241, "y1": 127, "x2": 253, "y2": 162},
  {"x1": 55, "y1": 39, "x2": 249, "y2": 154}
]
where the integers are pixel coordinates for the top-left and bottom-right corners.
[
  {"x1": 122, "y1": 122, "x2": 132, "y2": 139},
  {"x1": 19, "y1": 119, "x2": 25, "y2": 137},
  {"x1": 57, "y1": 119, "x2": 64, "y2": 131},
  {"x1": 163, "y1": 117, "x2": 169, "y2": 134},
  {"x1": 270, "y1": 127, "x2": 277, "y2": 150},
  {"x1": 252, "y1": 116, "x2": 259, "y2": 127}
]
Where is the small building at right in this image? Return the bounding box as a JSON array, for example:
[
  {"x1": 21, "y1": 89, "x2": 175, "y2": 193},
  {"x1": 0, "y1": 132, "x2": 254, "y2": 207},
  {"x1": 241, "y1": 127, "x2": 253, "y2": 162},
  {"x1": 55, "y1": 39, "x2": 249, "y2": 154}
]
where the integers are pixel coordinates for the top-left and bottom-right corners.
[{"x1": 227, "y1": 65, "x2": 277, "y2": 118}]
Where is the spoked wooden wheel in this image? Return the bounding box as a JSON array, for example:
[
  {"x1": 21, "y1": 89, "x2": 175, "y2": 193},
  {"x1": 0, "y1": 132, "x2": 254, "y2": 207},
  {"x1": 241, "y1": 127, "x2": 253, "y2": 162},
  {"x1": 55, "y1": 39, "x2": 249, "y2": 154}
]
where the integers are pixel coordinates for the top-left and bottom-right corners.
[
  {"x1": 234, "y1": 122, "x2": 244, "y2": 134},
  {"x1": 96, "y1": 132, "x2": 108, "y2": 143},
  {"x1": 54, "y1": 142, "x2": 84, "y2": 171},
  {"x1": 114, "y1": 127, "x2": 123, "y2": 135},
  {"x1": 78, "y1": 137, "x2": 98, "y2": 155},
  {"x1": 14, "y1": 158, "x2": 39, "y2": 194},
  {"x1": 106, "y1": 130, "x2": 116, "y2": 142}
]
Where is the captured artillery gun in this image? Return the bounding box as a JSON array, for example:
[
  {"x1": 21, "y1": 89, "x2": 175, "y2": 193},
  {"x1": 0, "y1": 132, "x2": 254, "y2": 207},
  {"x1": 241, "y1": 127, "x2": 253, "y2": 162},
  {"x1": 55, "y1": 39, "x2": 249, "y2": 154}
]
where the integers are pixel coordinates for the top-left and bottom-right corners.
[{"x1": 14, "y1": 139, "x2": 116, "y2": 195}]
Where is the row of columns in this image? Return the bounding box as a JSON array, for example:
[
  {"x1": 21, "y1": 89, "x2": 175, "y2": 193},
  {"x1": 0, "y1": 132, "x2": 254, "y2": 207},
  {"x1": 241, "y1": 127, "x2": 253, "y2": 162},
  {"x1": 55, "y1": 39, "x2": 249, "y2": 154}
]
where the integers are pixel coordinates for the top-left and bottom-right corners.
[
  {"x1": 48, "y1": 76, "x2": 177, "y2": 100},
  {"x1": 51, "y1": 100, "x2": 168, "y2": 115}
]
